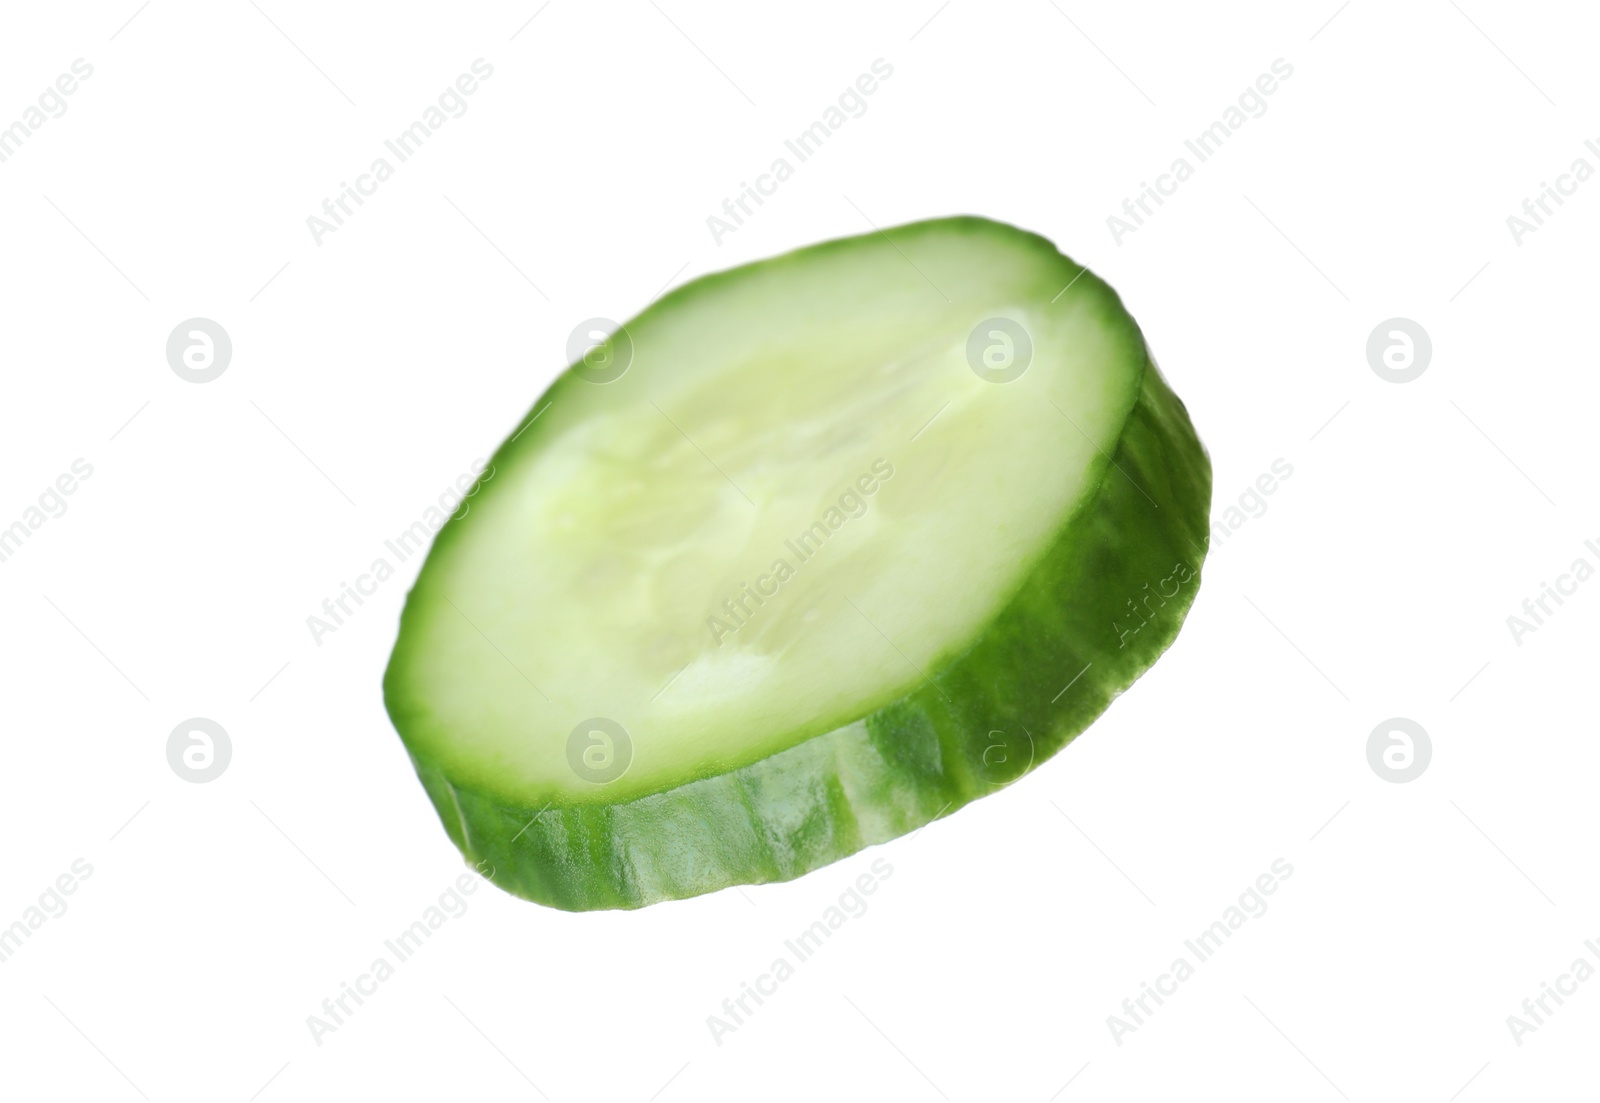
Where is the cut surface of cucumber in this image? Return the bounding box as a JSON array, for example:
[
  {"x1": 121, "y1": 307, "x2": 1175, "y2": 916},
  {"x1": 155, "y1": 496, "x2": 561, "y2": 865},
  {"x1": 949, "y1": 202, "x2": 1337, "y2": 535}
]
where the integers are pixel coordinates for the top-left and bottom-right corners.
[{"x1": 383, "y1": 216, "x2": 1210, "y2": 910}]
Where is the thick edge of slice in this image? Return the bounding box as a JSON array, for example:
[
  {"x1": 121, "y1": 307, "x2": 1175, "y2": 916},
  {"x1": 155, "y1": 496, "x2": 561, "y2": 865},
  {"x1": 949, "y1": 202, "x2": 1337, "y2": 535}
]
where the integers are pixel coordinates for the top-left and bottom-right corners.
[{"x1": 389, "y1": 232, "x2": 1211, "y2": 908}]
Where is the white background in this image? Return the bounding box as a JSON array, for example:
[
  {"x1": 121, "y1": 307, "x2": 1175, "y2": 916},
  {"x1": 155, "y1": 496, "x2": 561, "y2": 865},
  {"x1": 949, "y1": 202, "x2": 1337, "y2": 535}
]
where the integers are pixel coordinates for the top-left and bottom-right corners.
[{"x1": 1, "y1": 1, "x2": 1596, "y2": 1100}]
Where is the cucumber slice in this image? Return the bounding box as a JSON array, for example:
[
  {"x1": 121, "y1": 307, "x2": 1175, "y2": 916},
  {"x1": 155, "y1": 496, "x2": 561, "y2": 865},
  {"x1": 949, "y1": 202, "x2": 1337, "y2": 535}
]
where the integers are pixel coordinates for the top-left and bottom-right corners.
[{"x1": 384, "y1": 216, "x2": 1210, "y2": 910}]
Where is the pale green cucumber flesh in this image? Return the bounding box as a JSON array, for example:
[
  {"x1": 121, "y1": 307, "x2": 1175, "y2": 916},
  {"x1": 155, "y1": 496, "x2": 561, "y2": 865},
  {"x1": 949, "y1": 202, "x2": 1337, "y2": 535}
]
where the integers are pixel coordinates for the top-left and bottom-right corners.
[{"x1": 383, "y1": 216, "x2": 1211, "y2": 910}]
